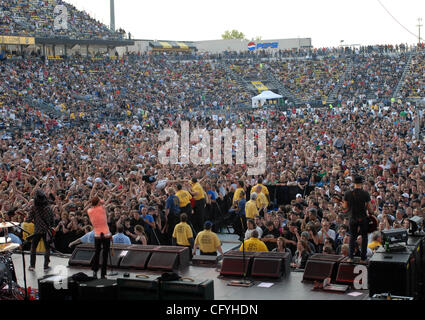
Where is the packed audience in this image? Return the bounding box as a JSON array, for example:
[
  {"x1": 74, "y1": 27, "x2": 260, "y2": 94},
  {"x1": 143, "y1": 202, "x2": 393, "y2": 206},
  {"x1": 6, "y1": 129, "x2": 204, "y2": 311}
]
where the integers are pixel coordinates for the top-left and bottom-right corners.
[
  {"x1": 271, "y1": 56, "x2": 347, "y2": 102},
  {"x1": 336, "y1": 53, "x2": 409, "y2": 103},
  {"x1": 399, "y1": 52, "x2": 425, "y2": 100},
  {"x1": 0, "y1": 46, "x2": 424, "y2": 267},
  {"x1": 0, "y1": 0, "x2": 123, "y2": 40}
]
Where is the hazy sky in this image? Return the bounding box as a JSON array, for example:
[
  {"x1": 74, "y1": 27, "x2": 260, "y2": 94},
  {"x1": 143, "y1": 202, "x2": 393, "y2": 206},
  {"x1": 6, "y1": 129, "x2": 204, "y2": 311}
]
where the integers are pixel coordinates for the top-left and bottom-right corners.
[{"x1": 65, "y1": 0, "x2": 424, "y2": 47}]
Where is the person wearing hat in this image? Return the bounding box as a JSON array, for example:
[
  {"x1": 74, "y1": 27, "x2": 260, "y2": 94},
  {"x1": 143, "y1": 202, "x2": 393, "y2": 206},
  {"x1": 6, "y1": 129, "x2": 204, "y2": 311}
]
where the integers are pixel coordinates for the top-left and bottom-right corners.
[
  {"x1": 192, "y1": 221, "x2": 223, "y2": 256},
  {"x1": 342, "y1": 175, "x2": 375, "y2": 263},
  {"x1": 27, "y1": 189, "x2": 54, "y2": 271}
]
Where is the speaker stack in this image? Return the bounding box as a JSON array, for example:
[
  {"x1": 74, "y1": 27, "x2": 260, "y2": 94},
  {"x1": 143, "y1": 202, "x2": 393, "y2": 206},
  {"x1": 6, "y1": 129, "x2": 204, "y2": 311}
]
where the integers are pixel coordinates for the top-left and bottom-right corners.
[
  {"x1": 220, "y1": 250, "x2": 291, "y2": 279},
  {"x1": 69, "y1": 244, "x2": 190, "y2": 271},
  {"x1": 302, "y1": 254, "x2": 345, "y2": 282},
  {"x1": 368, "y1": 235, "x2": 424, "y2": 299}
]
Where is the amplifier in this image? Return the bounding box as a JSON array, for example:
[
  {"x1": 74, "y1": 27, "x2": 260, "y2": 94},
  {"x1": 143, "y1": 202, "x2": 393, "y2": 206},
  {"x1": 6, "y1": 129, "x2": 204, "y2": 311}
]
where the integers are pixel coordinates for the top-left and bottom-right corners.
[
  {"x1": 38, "y1": 274, "x2": 80, "y2": 301},
  {"x1": 78, "y1": 279, "x2": 118, "y2": 301},
  {"x1": 117, "y1": 275, "x2": 159, "y2": 300},
  {"x1": 368, "y1": 252, "x2": 414, "y2": 298},
  {"x1": 159, "y1": 278, "x2": 214, "y2": 300},
  {"x1": 192, "y1": 255, "x2": 219, "y2": 267}
]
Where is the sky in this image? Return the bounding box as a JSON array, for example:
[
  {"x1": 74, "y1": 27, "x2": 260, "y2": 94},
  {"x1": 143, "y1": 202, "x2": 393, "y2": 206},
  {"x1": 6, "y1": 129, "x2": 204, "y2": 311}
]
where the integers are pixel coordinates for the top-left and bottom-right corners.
[{"x1": 65, "y1": 0, "x2": 425, "y2": 47}]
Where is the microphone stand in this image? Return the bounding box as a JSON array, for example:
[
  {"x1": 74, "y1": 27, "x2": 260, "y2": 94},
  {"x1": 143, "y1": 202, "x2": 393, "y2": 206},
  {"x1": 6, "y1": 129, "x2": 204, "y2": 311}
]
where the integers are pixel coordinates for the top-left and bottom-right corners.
[
  {"x1": 228, "y1": 215, "x2": 253, "y2": 287},
  {"x1": 107, "y1": 239, "x2": 118, "y2": 277},
  {"x1": 8, "y1": 224, "x2": 31, "y2": 301}
]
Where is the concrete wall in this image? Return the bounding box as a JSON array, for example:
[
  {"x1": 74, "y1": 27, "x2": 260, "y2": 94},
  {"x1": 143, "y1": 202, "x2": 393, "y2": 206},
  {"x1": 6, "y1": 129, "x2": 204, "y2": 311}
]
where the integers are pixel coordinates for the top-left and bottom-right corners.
[
  {"x1": 114, "y1": 38, "x2": 312, "y2": 55},
  {"x1": 196, "y1": 38, "x2": 312, "y2": 53}
]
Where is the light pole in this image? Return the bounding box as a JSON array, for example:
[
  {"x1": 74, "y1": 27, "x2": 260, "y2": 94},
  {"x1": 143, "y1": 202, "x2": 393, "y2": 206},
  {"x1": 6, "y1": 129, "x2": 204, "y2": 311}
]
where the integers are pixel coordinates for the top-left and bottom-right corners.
[{"x1": 110, "y1": 0, "x2": 115, "y2": 32}]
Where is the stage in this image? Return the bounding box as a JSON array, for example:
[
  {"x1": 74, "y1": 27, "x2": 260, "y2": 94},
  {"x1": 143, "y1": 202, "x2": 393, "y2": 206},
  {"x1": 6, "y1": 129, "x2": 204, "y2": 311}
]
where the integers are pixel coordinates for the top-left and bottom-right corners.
[{"x1": 10, "y1": 233, "x2": 369, "y2": 300}]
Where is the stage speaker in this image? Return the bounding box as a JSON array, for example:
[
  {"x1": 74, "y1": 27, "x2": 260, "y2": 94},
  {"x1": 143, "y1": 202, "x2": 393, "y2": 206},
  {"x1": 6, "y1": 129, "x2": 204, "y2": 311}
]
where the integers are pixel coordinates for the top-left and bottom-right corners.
[
  {"x1": 108, "y1": 243, "x2": 132, "y2": 267},
  {"x1": 147, "y1": 246, "x2": 190, "y2": 271},
  {"x1": 78, "y1": 279, "x2": 118, "y2": 301},
  {"x1": 368, "y1": 252, "x2": 414, "y2": 298},
  {"x1": 159, "y1": 278, "x2": 214, "y2": 300},
  {"x1": 308, "y1": 253, "x2": 345, "y2": 263},
  {"x1": 117, "y1": 275, "x2": 159, "y2": 300},
  {"x1": 120, "y1": 245, "x2": 159, "y2": 270},
  {"x1": 336, "y1": 260, "x2": 366, "y2": 285},
  {"x1": 303, "y1": 260, "x2": 338, "y2": 282},
  {"x1": 192, "y1": 255, "x2": 219, "y2": 267},
  {"x1": 38, "y1": 274, "x2": 80, "y2": 301},
  {"x1": 251, "y1": 252, "x2": 291, "y2": 278},
  {"x1": 220, "y1": 256, "x2": 253, "y2": 277},
  {"x1": 68, "y1": 243, "x2": 96, "y2": 267}
]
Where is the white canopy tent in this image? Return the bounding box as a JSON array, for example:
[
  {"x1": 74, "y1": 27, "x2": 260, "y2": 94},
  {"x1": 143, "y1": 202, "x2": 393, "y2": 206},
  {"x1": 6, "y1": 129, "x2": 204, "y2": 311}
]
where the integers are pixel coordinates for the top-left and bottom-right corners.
[{"x1": 252, "y1": 90, "x2": 283, "y2": 108}]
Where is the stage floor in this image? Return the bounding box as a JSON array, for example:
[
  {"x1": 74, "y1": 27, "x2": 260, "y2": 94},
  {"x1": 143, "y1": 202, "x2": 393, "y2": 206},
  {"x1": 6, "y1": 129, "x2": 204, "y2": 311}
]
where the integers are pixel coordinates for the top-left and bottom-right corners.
[{"x1": 11, "y1": 253, "x2": 369, "y2": 300}]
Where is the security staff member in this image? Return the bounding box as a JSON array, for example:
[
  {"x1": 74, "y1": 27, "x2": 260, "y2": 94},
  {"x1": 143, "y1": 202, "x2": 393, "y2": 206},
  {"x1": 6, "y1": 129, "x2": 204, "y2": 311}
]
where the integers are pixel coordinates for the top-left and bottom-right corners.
[
  {"x1": 250, "y1": 178, "x2": 270, "y2": 203},
  {"x1": 240, "y1": 230, "x2": 268, "y2": 252},
  {"x1": 255, "y1": 185, "x2": 269, "y2": 216},
  {"x1": 232, "y1": 180, "x2": 245, "y2": 205},
  {"x1": 176, "y1": 184, "x2": 192, "y2": 217},
  {"x1": 172, "y1": 213, "x2": 194, "y2": 258},
  {"x1": 188, "y1": 178, "x2": 206, "y2": 233},
  {"x1": 245, "y1": 192, "x2": 259, "y2": 220},
  {"x1": 193, "y1": 221, "x2": 223, "y2": 256}
]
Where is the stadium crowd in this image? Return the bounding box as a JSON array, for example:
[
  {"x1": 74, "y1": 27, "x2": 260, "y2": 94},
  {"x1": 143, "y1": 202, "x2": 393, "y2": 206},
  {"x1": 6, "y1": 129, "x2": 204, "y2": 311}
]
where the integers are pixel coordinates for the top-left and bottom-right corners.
[
  {"x1": 0, "y1": 0, "x2": 124, "y2": 40},
  {"x1": 0, "y1": 68, "x2": 424, "y2": 265},
  {"x1": 399, "y1": 52, "x2": 425, "y2": 100},
  {"x1": 0, "y1": 36, "x2": 424, "y2": 268}
]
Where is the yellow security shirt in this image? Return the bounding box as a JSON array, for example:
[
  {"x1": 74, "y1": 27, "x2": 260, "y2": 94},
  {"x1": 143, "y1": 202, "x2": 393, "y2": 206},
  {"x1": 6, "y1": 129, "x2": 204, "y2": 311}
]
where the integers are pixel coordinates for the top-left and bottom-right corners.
[
  {"x1": 240, "y1": 238, "x2": 268, "y2": 252},
  {"x1": 251, "y1": 184, "x2": 269, "y2": 197},
  {"x1": 176, "y1": 190, "x2": 192, "y2": 207},
  {"x1": 172, "y1": 222, "x2": 193, "y2": 246},
  {"x1": 245, "y1": 200, "x2": 259, "y2": 219},
  {"x1": 233, "y1": 187, "x2": 245, "y2": 204},
  {"x1": 256, "y1": 192, "x2": 269, "y2": 210},
  {"x1": 194, "y1": 230, "x2": 221, "y2": 253},
  {"x1": 190, "y1": 182, "x2": 205, "y2": 201}
]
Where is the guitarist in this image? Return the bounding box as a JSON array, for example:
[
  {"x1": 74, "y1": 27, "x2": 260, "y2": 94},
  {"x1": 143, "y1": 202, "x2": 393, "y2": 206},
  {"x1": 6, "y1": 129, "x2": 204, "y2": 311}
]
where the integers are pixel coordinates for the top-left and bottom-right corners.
[
  {"x1": 342, "y1": 175, "x2": 375, "y2": 264},
  {"x1": 28, "y1": 190, "x2": 54, "y2": 271}
]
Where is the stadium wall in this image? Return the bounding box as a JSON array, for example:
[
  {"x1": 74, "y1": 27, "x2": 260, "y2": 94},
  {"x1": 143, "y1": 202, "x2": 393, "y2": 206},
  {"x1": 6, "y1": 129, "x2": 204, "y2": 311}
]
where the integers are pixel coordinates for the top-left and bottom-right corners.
[
  {"x1": 116, "y1": 38, "x2": 312, "y2": 55},
  {"x1": 195, "y1": 38, "x2": 312, "y2": 53}
]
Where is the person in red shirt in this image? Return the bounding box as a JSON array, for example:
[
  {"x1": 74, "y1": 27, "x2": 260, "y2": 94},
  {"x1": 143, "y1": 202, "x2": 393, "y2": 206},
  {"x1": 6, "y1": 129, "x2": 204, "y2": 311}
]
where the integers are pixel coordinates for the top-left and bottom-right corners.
[{"x1": 87, "y1": 196, "x2": 111, "y2": 279}]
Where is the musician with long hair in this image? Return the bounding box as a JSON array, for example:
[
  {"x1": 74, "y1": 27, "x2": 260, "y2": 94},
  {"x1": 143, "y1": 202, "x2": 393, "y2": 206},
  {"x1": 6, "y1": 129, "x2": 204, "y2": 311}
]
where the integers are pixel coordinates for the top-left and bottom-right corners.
[
  {"x1": 87, "y1": 196, "x2": 111, "y2": 279},
  {"x1": 342, "y1": 175, "x2": 375, "y2": 263},
  {"x1": 28, "y1": 190, "x2": 54, "y2": 271}
]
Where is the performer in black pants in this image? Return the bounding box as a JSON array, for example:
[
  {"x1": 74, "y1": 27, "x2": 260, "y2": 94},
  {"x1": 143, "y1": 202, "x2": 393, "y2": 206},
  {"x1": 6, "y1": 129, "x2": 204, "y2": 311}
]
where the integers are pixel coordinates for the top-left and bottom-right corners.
[
  {"x1": 28, "y1": 190, "x2": 54, "y2": 271},
  {"x1": 342, "y1": 175, "x2": 374, "y2": 263},
  {"x1": 87, "y1": 196, "x2": 111, "y2": 279}
]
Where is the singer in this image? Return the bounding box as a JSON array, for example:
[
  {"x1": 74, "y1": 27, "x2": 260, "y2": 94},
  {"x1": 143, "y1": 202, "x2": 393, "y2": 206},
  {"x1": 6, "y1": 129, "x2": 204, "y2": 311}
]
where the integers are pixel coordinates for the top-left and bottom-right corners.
[{"x1": 87, "y1": 196, "x2": 111, "y2": 279}]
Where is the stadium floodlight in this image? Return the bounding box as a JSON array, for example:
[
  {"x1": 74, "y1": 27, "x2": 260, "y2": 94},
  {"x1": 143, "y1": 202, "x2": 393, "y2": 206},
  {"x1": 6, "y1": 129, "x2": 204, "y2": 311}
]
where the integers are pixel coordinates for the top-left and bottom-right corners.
[{"x1": 110, "y1": 0, "x2": 115, "y2": 31}]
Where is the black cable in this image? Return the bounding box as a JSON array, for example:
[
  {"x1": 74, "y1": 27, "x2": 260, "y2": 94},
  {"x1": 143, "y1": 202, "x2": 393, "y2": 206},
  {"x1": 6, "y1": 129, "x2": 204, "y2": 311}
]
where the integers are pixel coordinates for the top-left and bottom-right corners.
[{"x1": 376, "y1": 0, "x2": 419, "y2": 39}]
